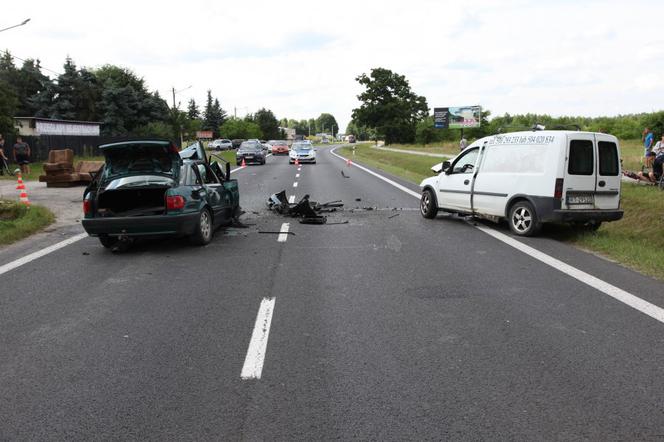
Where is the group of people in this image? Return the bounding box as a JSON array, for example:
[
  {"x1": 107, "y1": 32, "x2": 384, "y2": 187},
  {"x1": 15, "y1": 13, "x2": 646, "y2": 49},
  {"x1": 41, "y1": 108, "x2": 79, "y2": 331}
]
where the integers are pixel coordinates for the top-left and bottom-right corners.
[
  {"x1": 0, "y1": 134, "x2": 32, "y2": 176},
  {"x1": 635, "y1": 128, "x2": 664, "y2": 184}
]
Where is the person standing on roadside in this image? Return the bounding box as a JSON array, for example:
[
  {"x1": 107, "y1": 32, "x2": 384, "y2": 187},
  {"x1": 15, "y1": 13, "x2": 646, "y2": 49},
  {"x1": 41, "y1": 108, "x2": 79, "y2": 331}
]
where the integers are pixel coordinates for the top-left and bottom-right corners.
[
  {"x1": 0, "y1": 133, "x2": 8, "y2": 175},
  {"x1": 13, "y1": 136, "x2": 31, "y2": 176},
  {"x1": 643, "y1": 127, "x2": 654, "y2": 169},
  {"x1": 459, "y1": 136, "x2": 468, "y2": 151}
]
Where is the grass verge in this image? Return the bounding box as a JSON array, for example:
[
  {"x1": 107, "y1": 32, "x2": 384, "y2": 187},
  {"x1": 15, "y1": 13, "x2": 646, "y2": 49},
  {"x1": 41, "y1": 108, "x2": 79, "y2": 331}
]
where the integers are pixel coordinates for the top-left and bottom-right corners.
[
  {"x1": 337, "y1": 143, "x2": 664, "y2": 279},
  {"x1": 0, "y1": 200, "x2": 55, "y2": 246}
]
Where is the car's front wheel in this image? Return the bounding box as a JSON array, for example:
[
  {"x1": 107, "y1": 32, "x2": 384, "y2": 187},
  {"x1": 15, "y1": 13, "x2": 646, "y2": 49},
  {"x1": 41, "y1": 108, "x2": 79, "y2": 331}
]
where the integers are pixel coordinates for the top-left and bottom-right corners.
[
  {"x1": 191, "y1": 208, "x2": 213, "y2": 245},
  {"x1": 508, "y1": 200, "x2": 542, "y2": 236},
  {"x1": 420, "y1": 189, "x2": 438, "y2": 219}
]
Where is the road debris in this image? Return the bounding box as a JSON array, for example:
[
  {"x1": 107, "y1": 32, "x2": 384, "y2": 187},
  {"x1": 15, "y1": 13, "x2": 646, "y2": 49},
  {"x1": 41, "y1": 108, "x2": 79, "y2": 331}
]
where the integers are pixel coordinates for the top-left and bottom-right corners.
[
  {"x1": 341, "y1": 170, "x2": 350, "y2": 178},
  {"x1": 388, "y1": 213, "x2": 400, "y2": 219},
  {"x1": 267, "y1": 190, "x2": 346, "y2": 225}
]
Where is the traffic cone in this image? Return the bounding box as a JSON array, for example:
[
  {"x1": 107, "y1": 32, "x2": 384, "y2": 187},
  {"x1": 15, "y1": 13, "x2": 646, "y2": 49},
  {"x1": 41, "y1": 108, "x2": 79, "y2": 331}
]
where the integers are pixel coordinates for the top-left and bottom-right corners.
[
  {"x1": 19, "y1": 188, "x2": 30, "y2": 206},
  {"x1": 16, "y1": 172, "x2": 25, "y2": 190},
  {"x1": 295, "y1": 158, "x2": 299, "y2": 166},
  {"x1": 241, "y1": 158, "x2": 246, "y2": 167},
  {"x1": 346, "y1": 158, "x2": 352, "y2": 167}
]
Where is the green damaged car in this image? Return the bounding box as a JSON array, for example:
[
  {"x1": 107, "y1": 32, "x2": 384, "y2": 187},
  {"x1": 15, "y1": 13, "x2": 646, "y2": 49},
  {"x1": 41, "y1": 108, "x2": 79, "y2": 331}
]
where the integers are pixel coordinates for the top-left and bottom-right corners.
[{"x1": 82, "y1": 140, "x2": 240, "y2": 248}]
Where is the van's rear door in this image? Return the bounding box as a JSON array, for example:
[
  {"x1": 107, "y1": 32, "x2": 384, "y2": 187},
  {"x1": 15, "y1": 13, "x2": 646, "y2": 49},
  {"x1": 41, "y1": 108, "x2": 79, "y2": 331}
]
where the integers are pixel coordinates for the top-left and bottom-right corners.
[
  {"x1": 564, "y1": 133, "x2": 597, "y2": 209},
  {"x1": 594, "y1": 134, "x2": 621, "y2": 210}
]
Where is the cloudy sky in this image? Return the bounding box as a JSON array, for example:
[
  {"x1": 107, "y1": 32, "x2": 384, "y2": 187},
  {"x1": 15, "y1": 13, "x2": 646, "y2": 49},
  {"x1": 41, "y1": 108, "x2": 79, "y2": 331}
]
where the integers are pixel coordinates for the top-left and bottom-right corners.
[{"x1": 2, "y1": 0, "x2": 663, "y2": 131}]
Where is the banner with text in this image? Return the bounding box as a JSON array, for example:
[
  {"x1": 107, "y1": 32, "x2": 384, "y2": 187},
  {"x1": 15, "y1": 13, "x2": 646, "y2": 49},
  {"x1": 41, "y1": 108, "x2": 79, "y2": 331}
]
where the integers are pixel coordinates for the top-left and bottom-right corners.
[{"x1": 433, "y1": 106, "x2": 481, "y2": 129}]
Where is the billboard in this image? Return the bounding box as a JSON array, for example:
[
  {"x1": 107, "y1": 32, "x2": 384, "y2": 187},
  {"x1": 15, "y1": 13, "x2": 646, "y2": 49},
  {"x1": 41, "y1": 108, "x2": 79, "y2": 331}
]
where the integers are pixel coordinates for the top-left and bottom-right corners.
[
  {"x1": 433, "y1": 106, "x2": 481, "y2": 129},
  {"x1": 196, "y1": 130, "x2": 214, "y2": 139}
]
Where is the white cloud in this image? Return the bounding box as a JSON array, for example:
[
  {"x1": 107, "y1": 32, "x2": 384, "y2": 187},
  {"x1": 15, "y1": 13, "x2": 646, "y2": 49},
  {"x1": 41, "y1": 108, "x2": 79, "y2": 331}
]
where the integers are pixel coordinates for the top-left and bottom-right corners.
[{"x1": 2, "y1": 0, "x2": 663, "y2": 132}]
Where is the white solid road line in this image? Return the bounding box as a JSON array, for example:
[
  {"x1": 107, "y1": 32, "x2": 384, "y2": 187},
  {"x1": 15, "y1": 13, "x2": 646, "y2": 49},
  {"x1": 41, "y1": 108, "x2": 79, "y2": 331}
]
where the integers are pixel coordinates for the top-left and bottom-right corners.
[
  {"x1": 277, "y1": 223, "x2": 290, "y2": 242},
  {"x1": 329, "y1": 146, "x2": 664, "y2": 325},
  {"x1": 241, "y1": 297, "x2": 276, "y2": 380},
  {"x1": 288, "y1": 195, "x2": 295, "y2": 204},
  {"x1": 477, "y1": 226, "x2": 664, "y2": 324},
  {"x1": 293, "y1": 182, "x2": 298, "y2": 188},
  {"x1": 0, "y1": 232, "x2": 88, "y2": 277},
  {"x1": 329, "y1": 147, "x2": 420, "y2": 198}
]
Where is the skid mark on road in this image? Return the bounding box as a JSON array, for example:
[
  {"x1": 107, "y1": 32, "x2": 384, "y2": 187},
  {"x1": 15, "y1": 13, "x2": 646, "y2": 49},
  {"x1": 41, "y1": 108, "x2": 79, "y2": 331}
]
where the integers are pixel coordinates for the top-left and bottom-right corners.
[
  {"x1": 329, "y1": 146, "x2": 664, "y2": 325},
  {"x1": 241, "y1": 297, "x2": 276, "y2": 380}
]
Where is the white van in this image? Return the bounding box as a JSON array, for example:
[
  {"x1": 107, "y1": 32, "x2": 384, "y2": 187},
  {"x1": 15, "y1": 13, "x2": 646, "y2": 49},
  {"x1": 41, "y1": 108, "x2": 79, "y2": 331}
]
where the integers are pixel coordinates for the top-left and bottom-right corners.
[{"x1": 419, "y1": 130, "x2": 623, "y2": 236}]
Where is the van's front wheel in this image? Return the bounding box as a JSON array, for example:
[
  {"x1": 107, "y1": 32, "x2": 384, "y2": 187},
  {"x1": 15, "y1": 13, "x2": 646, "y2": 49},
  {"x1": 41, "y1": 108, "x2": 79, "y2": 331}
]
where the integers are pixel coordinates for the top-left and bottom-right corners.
[
  {"x1": 508, "y1": 201, "x2": 542, "y2": 236},
  {"x1": 420, "y1": 189, "x2": 438, "y2": 219}
]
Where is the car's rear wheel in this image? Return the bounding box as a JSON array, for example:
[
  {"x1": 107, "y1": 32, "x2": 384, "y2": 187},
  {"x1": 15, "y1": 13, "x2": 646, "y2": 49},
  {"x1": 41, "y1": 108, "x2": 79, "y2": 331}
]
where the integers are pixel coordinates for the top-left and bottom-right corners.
[
  {"x1": 99, "y1": 235, "x2": 118, "y2": 248},
  {"x1": 508, "y1": 200, "x2": 542, "y2": 236},
  {"x1": 191, "y1": 208, "x2": 213, "y2": 245},
  {"x1": 420, "y1": 189, "x2": 438, "y2": 219}
]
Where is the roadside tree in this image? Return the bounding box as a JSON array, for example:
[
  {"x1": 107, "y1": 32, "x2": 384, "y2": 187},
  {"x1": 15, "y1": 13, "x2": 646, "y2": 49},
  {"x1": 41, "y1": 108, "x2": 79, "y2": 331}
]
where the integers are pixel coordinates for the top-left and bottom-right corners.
[
  {"x1": 220, "y1": 117, "x2": 262, "y2": 139},
  {"x1": 352, "y1": 67, "x2": 428, "y2": 144},
  {"x1": 253, "y1": 108, "x2": 280, "y2": 140}
]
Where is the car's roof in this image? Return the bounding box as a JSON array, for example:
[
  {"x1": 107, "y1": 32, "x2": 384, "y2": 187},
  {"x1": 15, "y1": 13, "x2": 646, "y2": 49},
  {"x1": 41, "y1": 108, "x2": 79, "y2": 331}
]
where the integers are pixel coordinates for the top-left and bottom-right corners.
[{"x1": 99, "y1": 139, "x2": 172, "y2": 149}]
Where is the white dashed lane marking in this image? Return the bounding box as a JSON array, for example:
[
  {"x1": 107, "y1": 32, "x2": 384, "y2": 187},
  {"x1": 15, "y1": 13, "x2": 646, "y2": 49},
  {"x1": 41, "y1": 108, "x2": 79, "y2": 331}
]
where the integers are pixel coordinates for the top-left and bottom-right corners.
[
  {"x1": 240, "y1": 297, "x2": 276, "y2": 380},
  {"x1": 277, "y1": 223, "x2": 290, "y2": 243}
]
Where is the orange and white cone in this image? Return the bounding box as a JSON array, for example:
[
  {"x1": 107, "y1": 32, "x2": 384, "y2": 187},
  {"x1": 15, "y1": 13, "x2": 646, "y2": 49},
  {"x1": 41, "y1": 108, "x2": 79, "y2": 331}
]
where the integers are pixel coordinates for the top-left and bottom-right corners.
[
  {"x1": 16, "y1": 172, "x2": 25, "y2": 190},
  {"x1": 346, "y1": 158, "x2": 352, "y2": 167},
  {"x1": 295, "y1": 158, "x2": 299, "y2": 166},
  {"x1": 19, "y1": 188, "x2": 30, "y2": 206},
  {"x1": 241, "y1": 158, "x2": 246, "y2": 167}
]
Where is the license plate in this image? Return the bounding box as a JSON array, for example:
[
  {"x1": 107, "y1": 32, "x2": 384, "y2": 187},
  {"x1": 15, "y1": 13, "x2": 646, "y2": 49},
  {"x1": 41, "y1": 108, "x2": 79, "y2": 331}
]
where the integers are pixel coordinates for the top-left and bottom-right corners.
[
  {"x1": 245, "y1": 155, "x2": 254, "y2": 159},
  {"x1": 567, "y1": 194, "x2": 594, "y2": 205}
]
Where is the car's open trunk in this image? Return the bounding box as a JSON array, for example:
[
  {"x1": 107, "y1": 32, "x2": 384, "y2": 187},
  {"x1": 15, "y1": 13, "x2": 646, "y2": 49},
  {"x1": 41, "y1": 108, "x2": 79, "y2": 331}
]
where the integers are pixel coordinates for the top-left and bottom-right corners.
[{"x1": 97, "y1": 187, "x2": 167, "y2": 217}]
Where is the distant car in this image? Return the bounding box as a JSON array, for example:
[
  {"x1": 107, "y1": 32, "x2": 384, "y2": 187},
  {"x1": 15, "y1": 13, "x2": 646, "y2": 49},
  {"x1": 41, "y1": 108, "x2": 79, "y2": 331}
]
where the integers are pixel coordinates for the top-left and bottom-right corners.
[
  {"x1": 231, "y1": 139, "x2": 245, "y2": 149},
  {"x1": 236, "y1": 141, "x2": 266, "y2": 165},
  {"x1": 82, "y1": 140, "x2": 240, "y2": 248},
  {"x1": 209, "y1": 139, "x2": 233, "y2": 151},
  {"x1": 289, "y1": 142, "x2": 316, "y2": 164},
  {"x1": 270, "y1": 141, "x2": 289, "y2": 155}
]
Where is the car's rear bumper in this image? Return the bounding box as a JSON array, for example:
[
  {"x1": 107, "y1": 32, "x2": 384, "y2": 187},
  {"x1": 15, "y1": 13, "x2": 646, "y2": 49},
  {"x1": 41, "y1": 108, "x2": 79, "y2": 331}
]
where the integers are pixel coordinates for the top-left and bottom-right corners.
[
  {"x1": 551, "y1": 209, "x2": 624, "y2": 223},
  {"x1": 82, "y1": 212, "x2": 199, "y2": 237}
]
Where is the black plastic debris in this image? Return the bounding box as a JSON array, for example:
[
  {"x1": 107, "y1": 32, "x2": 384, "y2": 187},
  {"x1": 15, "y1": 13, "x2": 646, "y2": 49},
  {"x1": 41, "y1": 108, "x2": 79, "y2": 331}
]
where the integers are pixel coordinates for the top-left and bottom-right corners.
[
  {"x1": 267, "y1": 191, "x2": 345, "y2": 225},
  {"x1": 341, "y1": 170, "x2": 350, "y2": 178}
]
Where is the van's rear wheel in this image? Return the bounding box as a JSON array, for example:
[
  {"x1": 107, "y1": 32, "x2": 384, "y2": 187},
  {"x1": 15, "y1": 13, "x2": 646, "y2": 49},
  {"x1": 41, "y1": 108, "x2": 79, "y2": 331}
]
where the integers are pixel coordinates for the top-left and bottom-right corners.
[
  {"x1": 508, "y1": 201, "x2": 541, "y2": 236},
  {"x1": 420, "y1": 189, "x2": 438, "y2": 219}
]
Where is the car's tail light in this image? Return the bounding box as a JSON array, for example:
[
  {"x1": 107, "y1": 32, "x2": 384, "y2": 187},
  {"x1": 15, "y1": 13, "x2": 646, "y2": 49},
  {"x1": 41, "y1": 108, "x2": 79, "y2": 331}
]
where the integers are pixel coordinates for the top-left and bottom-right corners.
[
  {"x1": 554, "y1": 178, "x2": 564, "y2": 200},
  {"x1": 83, "y1": 199, "x2": 91, "y2": 215},
  {"x1": 166, "y1": 195, "x2": 185, "y2": 210}
]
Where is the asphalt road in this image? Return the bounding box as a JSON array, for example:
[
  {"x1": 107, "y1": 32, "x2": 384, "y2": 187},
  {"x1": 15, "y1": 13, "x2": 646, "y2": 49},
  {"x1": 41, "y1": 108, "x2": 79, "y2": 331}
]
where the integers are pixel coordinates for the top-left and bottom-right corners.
[{"x1": 0, "y1": 145, "x2": 663, "y2": 440}]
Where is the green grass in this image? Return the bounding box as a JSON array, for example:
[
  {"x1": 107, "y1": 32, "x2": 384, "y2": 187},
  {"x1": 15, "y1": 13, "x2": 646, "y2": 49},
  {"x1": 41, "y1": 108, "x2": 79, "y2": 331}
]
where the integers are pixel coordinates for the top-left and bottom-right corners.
[
  {"x1": 337, "y1": 143, "x2": 664, "y2": 279},
  {"x1": 0, "y1": 156, "x2": 105, "y2": 181},
  {"x1": 206, "y1": 150, "x2": 237, "y2": 164},
  {"x1": 339, "y1": 143, "x2": 439, "y2": 183},
  {"x1": 0, "y1": 200, "x2": 55, "y2": 245}
]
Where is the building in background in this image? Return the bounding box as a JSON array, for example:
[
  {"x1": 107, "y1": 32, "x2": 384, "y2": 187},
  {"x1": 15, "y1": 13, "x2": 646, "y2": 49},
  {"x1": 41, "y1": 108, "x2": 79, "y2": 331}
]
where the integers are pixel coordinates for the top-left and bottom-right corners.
[{"x1": 14, "y1": 117, "x2": 101, "y2": 137}]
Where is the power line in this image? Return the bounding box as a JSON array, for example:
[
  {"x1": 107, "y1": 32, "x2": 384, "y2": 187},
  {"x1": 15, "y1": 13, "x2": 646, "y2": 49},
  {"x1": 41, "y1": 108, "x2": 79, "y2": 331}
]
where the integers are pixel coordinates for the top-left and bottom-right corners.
[{"x1": 4, "y1": 52, "x2": 61, "y2": 76}]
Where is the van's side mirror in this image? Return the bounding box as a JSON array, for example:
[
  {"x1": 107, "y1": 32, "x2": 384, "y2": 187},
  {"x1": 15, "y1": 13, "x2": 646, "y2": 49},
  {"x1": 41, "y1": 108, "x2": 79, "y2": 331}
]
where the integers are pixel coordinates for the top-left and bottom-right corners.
[{"x1": 431, "y1": 161, "x2": 451, "y2": 174}]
